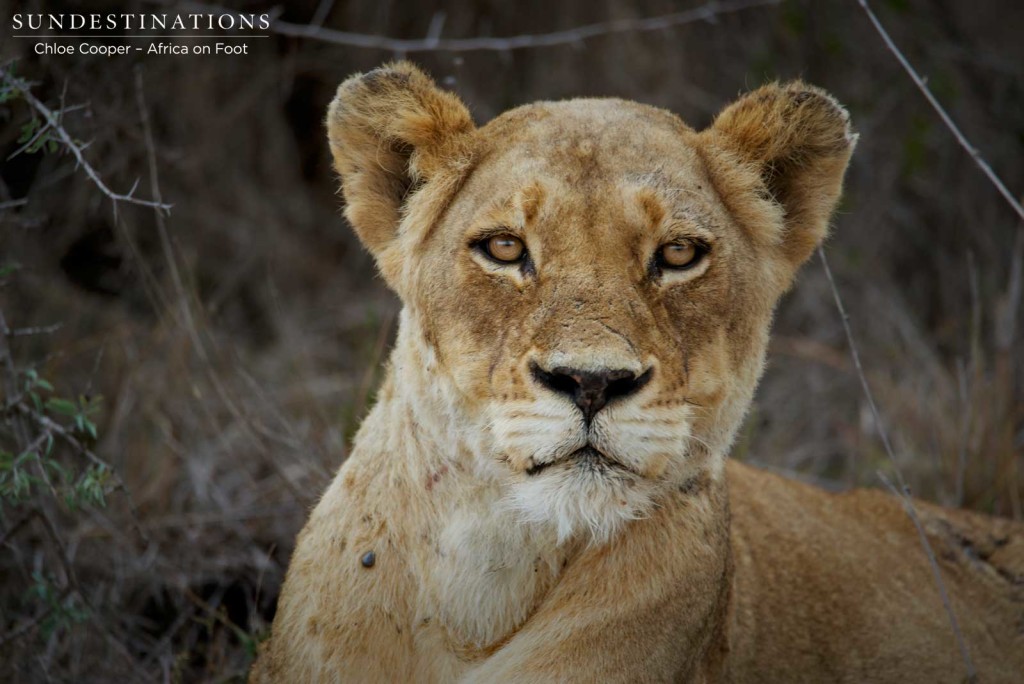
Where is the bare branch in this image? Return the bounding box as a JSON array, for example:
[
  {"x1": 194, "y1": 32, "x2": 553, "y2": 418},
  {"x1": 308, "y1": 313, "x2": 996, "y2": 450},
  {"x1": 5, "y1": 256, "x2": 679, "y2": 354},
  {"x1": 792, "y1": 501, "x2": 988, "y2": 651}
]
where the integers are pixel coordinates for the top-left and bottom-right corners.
[
  {"x1": 0, "y1": 198, "x2": 28, "y2": 210},
  {"x1": 133, "y1": 66, "x2": 307, "y2": 499},
  {"x1": 995, "y1": 227, "x2": 1023, "y2": 352},
  {"x1": 0, "y1": 586, "x2": 73, "y2": 649},
  {"x1": 0, "y1": 68, "x2": 172, "y2": 214},
  {"x1": 10, "y1": 323, "x2": 63, "y2": 337},
  {"x1": 269, "y1": 0, "x2": 780, "y2": 52},
  {"x1": 0, "y1": 308, "x2": 30, "y2": 449},
  {"x1": 856, "y1": 0, "x2": 1024, "y2": 223},
  {"x1": 818, "y1": 247, "x2": 977, "y2": 682},
  {"x1": 309, "y1": 0, "x2": 337, "y2": 29},
  {"x1": 0, "y1": 508, "x2": 38, "y2": 548},
  {"x1": 876, "y1": 471, "x2": 976, "y2": 681},
  {"x1": 133, "y1": 68, "x2": 198, "y2": 345}
]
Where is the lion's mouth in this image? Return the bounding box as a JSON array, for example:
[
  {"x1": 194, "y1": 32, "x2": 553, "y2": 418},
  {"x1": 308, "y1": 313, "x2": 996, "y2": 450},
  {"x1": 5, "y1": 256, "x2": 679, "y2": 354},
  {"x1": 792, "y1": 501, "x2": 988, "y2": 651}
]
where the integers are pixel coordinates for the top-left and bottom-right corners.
[{"x1": 525, "y1": 446, "x2": 629, "y2": 476}]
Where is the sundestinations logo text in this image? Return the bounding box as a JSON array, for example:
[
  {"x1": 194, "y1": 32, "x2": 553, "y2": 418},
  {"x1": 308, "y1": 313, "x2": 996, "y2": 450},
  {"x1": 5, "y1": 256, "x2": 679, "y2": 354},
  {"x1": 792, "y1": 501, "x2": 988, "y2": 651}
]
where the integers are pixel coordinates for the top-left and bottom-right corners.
[
  {"x1": 12, "y1": 13, "x2": 272, "y2": 32},
  {"x1": 11, "y1": 12, "x2": 270, "y2": 57}
]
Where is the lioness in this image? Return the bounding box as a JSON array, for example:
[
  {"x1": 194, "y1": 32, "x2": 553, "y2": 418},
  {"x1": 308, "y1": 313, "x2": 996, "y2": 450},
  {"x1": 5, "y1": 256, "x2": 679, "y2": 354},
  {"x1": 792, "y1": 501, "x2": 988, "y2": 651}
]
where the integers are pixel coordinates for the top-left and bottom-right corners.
[{"x1": 252, "y1": 63, "x2": 1023, "y2": 683}]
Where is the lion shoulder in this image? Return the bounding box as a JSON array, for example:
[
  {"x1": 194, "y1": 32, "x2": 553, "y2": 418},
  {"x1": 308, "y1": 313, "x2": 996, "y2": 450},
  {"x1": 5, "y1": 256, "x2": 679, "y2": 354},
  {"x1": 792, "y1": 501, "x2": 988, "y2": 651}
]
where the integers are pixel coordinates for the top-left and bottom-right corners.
[{"x1": 251, "y1": 452, "x2": 421, "y2": 681}]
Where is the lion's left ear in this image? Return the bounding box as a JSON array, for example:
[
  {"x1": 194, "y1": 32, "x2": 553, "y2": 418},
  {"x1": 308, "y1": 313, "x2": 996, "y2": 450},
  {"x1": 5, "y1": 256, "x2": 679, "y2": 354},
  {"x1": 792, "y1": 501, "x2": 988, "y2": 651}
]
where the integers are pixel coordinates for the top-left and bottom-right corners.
[{"x1": 702, "y1": 81, "x2": 857, "y2": 268}]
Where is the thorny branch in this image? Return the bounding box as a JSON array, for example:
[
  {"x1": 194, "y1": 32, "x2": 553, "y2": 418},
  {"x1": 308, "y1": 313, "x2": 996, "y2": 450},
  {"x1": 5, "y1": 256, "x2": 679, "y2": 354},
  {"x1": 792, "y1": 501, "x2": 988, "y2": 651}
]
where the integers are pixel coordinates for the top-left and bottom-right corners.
[
  {"x1": 0, "y1": 68, "x2": 172, "y2": 214},
  {"x1": 856, "y1": 0, "x2": 1024, "y2": 223}
]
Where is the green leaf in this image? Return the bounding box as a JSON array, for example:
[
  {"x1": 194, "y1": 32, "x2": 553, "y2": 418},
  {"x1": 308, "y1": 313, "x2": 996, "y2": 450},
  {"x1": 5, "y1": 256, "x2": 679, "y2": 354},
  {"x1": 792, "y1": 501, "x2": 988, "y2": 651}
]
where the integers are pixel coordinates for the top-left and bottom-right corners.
[
  {"x1": 44, "y1": 458, "x2": 68, "y2": 483},
  {"x1": 70, "y1": 464, "x2": 109, "y2": 509},
  {"x1": 17, "y1": 117, "x2": 40, "y2": 144},
  {"x1": 10, "y1": 468, "x2": 35, "y2": 500},
  {"x1": 45, "y1": 398, "x2": 77, "y2": 416}
]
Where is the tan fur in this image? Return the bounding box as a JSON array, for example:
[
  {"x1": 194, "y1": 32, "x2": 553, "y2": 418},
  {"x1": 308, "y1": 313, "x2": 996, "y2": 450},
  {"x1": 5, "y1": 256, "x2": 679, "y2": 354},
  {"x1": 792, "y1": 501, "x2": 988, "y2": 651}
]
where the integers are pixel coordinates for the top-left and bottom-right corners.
[{"x1": 251, "y1": 63, "x2": 1023, "y2": 683}]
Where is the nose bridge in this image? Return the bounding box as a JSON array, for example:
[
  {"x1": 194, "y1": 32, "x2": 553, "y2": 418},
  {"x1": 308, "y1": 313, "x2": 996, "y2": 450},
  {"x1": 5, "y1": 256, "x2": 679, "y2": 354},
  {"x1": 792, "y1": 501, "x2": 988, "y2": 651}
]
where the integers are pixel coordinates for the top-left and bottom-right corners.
[{"x1": 535, "y1": 274, "x2": 647, "y2": 374}]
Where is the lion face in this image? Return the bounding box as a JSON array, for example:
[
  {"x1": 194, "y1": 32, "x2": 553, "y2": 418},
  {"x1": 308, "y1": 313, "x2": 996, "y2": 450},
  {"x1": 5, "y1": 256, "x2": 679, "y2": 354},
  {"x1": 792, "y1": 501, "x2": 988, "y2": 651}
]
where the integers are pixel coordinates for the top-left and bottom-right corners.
[{"x1": 328, "y1": 63, "x2": 854, "y2": 542}]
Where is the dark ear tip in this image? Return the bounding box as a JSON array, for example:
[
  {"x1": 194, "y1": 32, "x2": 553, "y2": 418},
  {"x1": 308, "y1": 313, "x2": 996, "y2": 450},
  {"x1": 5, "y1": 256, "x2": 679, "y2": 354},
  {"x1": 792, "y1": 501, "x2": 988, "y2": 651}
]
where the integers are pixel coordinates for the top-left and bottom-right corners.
[
  {"x1": 328, "y1": 63, "x2": 424, "y2": 128},
  {"x1": 780, "y1": 82, "x2": 856, "y2": 147},
  {"x1": 342, "y1": 61, "x2": 427, "y2": 94},
  {"x1": 360, "y1": 67, "x2": 411, "y2": 93}
]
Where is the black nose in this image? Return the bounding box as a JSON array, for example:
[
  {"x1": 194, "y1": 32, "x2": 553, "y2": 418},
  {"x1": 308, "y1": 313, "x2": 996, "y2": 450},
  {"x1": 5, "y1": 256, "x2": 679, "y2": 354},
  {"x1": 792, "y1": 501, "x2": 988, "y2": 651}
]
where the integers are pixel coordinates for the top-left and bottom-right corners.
[{"x1": 530, "y1": 362, "x2": 652, "y2": 422}]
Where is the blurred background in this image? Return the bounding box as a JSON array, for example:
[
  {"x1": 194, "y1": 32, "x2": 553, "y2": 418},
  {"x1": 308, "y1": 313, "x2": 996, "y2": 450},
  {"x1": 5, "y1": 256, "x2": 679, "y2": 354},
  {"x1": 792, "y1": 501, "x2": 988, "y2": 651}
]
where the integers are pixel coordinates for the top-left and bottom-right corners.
[{"x1": 1, "y1": 0, "x2": 1021, "y2": 681}]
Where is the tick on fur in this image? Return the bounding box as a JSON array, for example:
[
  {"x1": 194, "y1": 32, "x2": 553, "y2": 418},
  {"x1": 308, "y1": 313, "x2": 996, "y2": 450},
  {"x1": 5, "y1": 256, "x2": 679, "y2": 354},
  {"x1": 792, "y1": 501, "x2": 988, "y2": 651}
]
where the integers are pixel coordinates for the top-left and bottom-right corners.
[{"x1": 360, "y1": 551, "x2": 376, "y2": 568}]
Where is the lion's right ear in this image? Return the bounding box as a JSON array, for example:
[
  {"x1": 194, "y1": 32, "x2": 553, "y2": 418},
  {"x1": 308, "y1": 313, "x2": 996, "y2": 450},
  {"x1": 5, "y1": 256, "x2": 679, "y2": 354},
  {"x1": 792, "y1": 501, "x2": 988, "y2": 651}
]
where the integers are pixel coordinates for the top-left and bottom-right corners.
[{"x1": 326, "y1": 62, "x2": 475, "y2": 261}]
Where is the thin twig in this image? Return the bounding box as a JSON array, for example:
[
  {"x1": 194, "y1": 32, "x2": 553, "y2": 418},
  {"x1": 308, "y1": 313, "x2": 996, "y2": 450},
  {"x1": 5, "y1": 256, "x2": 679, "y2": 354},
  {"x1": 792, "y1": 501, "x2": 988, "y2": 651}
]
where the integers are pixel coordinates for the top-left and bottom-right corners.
[
  {"x1": 876, "y1": 471, "x2": 975, "y2": 675},
  {"x1": 6, "y1": 121, "x2": 53, "y2": 160},
  {"x1": 133, "y1": 66, "x2": 305, "y2": 499},
  {"x1": 0, "y1": 510, "x2": 74, "y2": 649},
  {"x1": 0, "y1": 508, "x2": 38, "y2": 548},
  {"x1": 953, "y1": 358, "x2": 971, "y2": 507},
  {"x1": 309, "y1": 0, "x2": 337, "y2": 29},
  {"x1": 20, "y1": 424, "x2": 54, "y2": 460},
  {"x1": 0, "y1": 586, "x2": 73, "y2": 648},
  {"x1": 0, "y1": 308, "x2": 30, "y2": 449},
  {"x1": 133, "y1": 67, "x2": 202, "y2": 350},
  {"x1": 6, "y1": 104, "x2": 87, "y2": 163},
  {"x1": 0, "y1": 198, "x2": 29, "y2": 210},
  {"x1": 269, "y1": 0, "x2": 780, "y2": 52},
  {"x1": 819, "y1": 247, "x2": 977, "y2": 682},
  {"x1": 34, "y1": 509, "x2": 159, "y2": 684},
  {"x1": 10, "y1": 323, "x2": 63, "y2": 337},
  {"x1": 856, "y1": 0, "x2": 1024, "y2": 223},
  {"x1": 14, "y1": 402, "x2": 114, "y2": 472},
  {"x1": 14, "y1": 401, "x2": 149, "y2": 542},
  {"x1": 0, "y1": 68, "x2": 172, "y2": 214},
  {"x1": 995, "y1": 227, "x2": 1024, "y2": 352}
]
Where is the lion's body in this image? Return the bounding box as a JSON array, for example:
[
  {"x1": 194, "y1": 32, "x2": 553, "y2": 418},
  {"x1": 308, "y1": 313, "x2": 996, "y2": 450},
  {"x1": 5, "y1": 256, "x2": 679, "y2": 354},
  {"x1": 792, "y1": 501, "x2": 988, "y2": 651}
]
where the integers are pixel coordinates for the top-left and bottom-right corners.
[
  {"x1": 251, "y1": 63, "x2": 1024, "y2": 682},
  {"x1": 254, "y1": 426, "x2": 1024, "y2": 683},
  {"x1": 727, "y1": 462, "x2": 1024, "y2": 683}
]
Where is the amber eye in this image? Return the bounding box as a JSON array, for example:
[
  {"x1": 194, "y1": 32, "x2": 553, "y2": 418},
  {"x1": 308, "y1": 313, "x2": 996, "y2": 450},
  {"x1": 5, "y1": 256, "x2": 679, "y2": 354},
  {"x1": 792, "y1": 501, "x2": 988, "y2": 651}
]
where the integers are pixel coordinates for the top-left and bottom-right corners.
[
  {"x1": 659, "y1": 241, "x2": 705, "y2": 270},
  {"x1": 482, "y1": 235, "x2": 526, "y2": 264}
]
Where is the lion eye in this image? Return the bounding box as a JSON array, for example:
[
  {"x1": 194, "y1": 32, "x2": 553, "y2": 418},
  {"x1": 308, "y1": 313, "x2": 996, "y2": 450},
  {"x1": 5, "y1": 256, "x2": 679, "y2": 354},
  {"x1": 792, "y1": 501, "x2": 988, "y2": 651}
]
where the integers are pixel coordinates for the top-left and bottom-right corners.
[
  {"x1": 659, "y1": 242, "x2": 704, "y2": 269},
  {"x1": 483, "y1": 235, "x2": 526, "y2": 264}
]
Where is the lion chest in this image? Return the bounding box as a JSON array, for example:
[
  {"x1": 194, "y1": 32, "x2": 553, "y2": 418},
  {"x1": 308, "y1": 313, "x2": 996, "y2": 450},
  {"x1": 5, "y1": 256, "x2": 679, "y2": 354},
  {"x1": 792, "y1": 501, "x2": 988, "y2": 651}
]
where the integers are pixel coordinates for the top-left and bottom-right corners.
[{"x1": 414, "y1": 493, "x2": 566, "y2": 654}]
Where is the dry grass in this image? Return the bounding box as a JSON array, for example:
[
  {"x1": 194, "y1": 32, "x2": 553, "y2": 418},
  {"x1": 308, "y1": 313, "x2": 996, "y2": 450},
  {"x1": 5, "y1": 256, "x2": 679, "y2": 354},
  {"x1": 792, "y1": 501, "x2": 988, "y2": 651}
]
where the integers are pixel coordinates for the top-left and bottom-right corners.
[{"x1": 1, "y1": 0, "x2": 1021, "y2": 681}]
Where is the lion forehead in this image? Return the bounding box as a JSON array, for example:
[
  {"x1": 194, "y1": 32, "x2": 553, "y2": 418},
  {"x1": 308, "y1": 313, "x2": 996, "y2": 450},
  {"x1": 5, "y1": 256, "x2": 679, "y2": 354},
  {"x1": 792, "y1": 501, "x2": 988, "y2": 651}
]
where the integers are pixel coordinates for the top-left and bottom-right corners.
[{"x1": 442, "y1": 106, "x2": 718, "y2": 253}]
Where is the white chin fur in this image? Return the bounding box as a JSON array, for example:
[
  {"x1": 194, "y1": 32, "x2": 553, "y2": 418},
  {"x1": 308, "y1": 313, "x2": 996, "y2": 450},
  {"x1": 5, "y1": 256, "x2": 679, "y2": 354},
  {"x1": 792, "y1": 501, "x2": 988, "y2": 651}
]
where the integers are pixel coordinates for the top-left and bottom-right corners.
[{"x1": 501, "y1": 460, "x2": 662, "y2": 545}]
